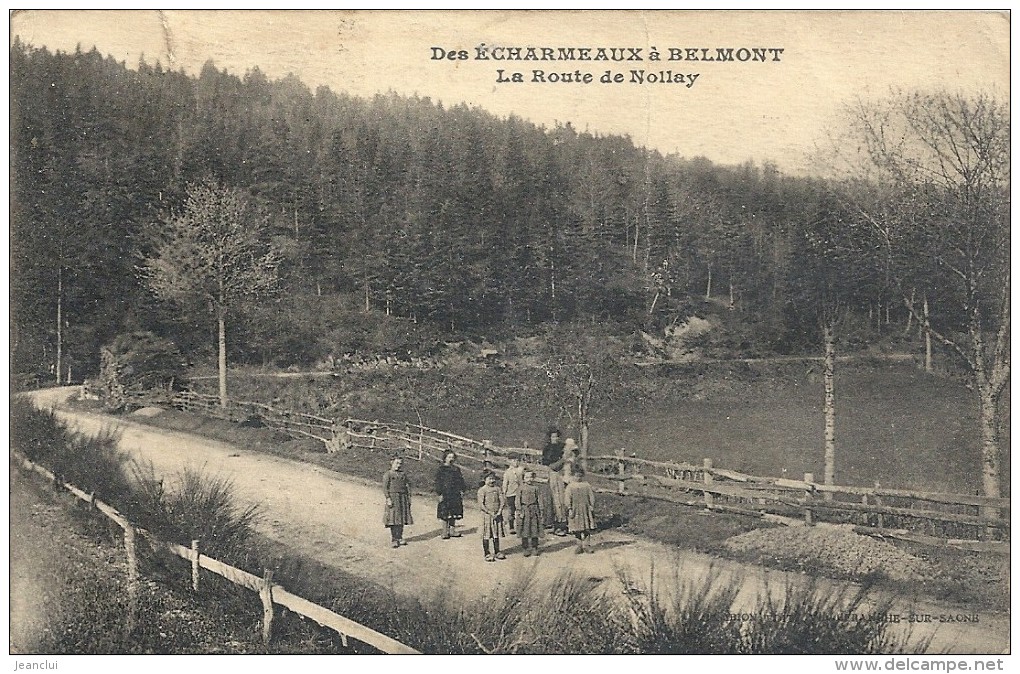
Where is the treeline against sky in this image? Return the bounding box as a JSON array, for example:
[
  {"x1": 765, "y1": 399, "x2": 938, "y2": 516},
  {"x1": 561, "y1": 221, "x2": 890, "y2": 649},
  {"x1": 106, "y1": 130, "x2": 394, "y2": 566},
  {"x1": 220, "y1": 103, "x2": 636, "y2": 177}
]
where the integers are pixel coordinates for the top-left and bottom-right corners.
[{"x1": 11, "y1": 41, "x2": 869, "y2": 373}]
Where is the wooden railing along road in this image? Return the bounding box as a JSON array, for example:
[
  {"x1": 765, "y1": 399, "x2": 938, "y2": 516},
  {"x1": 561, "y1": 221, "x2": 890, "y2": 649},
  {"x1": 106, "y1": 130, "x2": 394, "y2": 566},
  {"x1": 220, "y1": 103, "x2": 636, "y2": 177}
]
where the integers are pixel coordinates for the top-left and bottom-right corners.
[
  {"x1": 13, "y1": 450, "x2": 419, "y2": 654},
  {"x1": 129, "y1": 390, "x2": 1009, "y2": 551}
]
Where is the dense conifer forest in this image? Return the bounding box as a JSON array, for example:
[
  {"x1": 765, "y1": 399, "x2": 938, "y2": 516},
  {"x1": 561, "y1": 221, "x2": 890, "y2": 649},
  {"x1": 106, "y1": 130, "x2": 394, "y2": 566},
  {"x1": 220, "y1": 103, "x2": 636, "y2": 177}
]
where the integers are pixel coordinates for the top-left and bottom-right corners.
[{"x1": 11, "y1": 40, "x2": 852, "y2": 375}]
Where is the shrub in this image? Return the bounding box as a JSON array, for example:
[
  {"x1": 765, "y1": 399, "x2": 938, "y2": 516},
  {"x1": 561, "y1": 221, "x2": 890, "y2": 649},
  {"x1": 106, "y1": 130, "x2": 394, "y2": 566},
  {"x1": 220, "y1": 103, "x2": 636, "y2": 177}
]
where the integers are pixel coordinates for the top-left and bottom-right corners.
[
  {"x1": 519, "y1": 572, "x2": 627, "y2": 654},
  {"x1": 94, "y1": 331, "x2": 188, "y2": 410},
  {"x1": 126, "y1": 463, "x2": 260, "y2": 564},
  {"x1": 747, "y1": 577, "x2": 927, "y2": 655},
  {"x1": 11, "y1": 397, "x2": 68, "y2": 464},
  {"x1": 618, "y1": 561, "x2": 923, "y2": 655},
  {"x1": 621, "y1": 563, "x2": 744, "y2": 654}
]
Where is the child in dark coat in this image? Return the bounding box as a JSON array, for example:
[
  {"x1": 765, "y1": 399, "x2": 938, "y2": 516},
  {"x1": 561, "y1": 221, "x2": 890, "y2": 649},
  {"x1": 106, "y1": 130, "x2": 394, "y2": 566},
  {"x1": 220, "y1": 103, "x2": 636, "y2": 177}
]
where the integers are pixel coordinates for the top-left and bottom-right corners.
[{"x1": 434, "y1": 451, "x2": 466, "y2": 539}]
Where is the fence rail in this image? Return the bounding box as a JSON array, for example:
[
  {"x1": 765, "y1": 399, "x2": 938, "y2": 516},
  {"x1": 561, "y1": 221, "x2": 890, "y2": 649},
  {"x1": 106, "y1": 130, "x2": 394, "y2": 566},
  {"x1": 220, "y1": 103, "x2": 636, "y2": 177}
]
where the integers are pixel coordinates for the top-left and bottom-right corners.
[
  {"x1": 13, "y1": 450, "x2": 420, "y2": 654},
  {"x1": 125, "y1": 390, "x2": 1009, "y2": 548},
  {"x1": 338, "y1": 422, "x2": 1008, "y2": 547}
]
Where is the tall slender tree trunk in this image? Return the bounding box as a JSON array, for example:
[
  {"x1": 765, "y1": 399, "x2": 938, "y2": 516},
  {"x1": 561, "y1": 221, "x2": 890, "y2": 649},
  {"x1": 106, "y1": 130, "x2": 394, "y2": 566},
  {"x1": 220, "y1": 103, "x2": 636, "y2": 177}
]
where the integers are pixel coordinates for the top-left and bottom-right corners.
[
  {"x1": 822, "y1": 319, "x2": 837, "y2": 492},
  {"x1": 705, "y1": 264, "x2": 713, "y2": 299},
  {"x1": 978, "y1": 390, "x2": 1001, "y2": 501},
  {"x1": 903, "y1": 288, "x2": 915, "y2": 335},
  {"x1": 55, "y1": 267, "x2": 62, "y2": 386},
  {"x1": 922, "y1": 294, "x2": 933, "y2": 372},
  {"x1": 577, "y1": 394, "x2": 590, "y2": 473},
  {"x1": 970, "y1": 311, "x2": 1005, "y2": 523},
  {"x1": 549, "y1": 246, "x2": 557, "y2": 321},
  {"x1": 217, "y1": 309, "x2": 228, "y2": 409},
  {"x1": 632, "y1": 217, "x2": 639, "y2": 263},
  {"x1": 579, "y1": 421, "x2": 589, "y2": 472},
  {"x1": 648, "y1": 289, "x2": 660, "y2": 316}
]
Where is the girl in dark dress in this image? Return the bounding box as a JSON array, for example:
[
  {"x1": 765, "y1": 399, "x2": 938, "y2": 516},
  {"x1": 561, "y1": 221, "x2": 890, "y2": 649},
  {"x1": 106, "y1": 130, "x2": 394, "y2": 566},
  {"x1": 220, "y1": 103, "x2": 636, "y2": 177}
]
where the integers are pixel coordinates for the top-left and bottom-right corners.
[{"x1": 434, "y1": 450, "x2": 466, "y2": 539}]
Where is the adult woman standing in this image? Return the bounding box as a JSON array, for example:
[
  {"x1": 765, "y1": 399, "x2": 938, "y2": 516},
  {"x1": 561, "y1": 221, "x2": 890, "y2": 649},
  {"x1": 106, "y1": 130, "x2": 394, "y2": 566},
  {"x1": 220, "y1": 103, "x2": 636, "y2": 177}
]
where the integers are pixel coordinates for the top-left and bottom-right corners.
[
  {"x1": 434, "y1": 450, "x2": 466, "y2": 539},
  {"x1": 383, "y1": 456, "x2": 413, "y2": 548},
  {"x1": 546, "y1": 437, "x2": 580, "y2": 536},
  {"x1": 539, "y1": 428, "x2": 565, "y2": 533}
]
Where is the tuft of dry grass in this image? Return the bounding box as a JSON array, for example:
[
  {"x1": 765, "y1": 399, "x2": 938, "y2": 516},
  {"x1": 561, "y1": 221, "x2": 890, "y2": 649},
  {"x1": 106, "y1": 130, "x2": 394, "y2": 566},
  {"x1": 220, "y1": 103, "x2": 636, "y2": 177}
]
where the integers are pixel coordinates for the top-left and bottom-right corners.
[{"x1": 126, "y1": 462, "x2": 261, "y2": 565}]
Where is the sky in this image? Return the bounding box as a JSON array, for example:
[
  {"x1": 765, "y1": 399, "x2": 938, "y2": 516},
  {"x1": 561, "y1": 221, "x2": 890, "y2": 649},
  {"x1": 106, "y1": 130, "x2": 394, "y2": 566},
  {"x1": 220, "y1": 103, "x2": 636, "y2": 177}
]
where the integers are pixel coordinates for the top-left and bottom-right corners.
[{"x1": 10, "y1": 9, "x2": 1010, "y2": 174}]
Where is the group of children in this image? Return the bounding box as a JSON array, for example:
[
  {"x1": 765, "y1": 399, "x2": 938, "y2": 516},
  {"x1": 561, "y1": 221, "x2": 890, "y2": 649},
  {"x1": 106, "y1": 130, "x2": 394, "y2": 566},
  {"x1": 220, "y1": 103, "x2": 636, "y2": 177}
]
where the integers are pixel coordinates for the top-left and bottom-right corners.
[
  {"x1": 382, "y1": 444, "x2": 598, "y2": 559},
  {"x1": 495, "y1": 454, "x2": 598, "y2": 558}
]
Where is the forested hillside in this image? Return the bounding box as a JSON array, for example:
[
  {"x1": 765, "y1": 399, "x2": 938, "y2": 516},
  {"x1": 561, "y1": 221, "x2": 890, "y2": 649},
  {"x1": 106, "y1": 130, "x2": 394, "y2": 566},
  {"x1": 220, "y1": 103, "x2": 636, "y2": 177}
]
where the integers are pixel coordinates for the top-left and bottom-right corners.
[{"x1": 11, "y1": 40, "x2": 861, "y2": 376}]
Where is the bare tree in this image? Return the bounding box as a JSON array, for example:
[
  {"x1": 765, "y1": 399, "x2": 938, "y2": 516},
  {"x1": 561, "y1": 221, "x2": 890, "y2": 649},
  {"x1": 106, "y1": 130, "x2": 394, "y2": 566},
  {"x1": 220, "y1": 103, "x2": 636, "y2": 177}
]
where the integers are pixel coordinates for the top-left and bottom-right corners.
[
  {"x1": 143, "y1": 183, "x2": 281, "y2": 407},
  {"x1": 538, "y1": 323, "x2": 623, "y2": 468},
  {"x1": 794, "y1": 193, "x2": 878, "y2": 490},
  {"x1": 836, "y1": 91, "x2": 1009, "y2": 503}
]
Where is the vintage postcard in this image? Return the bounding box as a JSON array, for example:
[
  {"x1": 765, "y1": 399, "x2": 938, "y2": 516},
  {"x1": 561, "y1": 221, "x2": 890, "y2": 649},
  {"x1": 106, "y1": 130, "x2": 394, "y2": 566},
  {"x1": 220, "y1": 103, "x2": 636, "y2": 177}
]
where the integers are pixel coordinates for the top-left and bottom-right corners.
[{"x1": 9, "y1": 9, "x2": 1010, "y2": 667}]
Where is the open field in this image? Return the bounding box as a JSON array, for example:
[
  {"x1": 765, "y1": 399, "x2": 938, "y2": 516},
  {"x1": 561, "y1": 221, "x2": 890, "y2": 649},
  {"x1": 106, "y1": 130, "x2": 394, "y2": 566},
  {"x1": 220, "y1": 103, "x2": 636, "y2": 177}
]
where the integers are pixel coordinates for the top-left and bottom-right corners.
[{"x1": 192, "y1": 361, "x2": 1009, "y2": 496}]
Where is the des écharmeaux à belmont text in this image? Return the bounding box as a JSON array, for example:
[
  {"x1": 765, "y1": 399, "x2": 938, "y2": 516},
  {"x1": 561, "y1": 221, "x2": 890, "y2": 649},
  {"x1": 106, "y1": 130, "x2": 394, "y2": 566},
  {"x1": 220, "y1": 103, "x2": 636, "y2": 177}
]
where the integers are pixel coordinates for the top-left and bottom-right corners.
[{"x1": 431, "y1": 45, "x2": 786, "y2": 87}]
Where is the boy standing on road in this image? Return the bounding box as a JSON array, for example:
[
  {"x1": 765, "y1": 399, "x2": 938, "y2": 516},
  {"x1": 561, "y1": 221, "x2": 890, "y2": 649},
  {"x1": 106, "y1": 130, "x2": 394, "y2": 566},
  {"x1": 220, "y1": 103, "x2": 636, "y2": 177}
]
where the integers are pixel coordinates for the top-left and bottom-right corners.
[{"x1": 501, "y1": 456, "x2": 524, "y2": 534}]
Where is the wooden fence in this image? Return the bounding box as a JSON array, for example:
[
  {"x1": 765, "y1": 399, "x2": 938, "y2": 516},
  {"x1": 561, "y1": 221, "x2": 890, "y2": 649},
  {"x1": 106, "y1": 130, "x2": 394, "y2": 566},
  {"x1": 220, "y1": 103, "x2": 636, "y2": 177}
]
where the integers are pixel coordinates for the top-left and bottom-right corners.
[
  {"x1": 13, "y1": 451, "x2": 419, "y2": 654},
  {"x1": 127, "y1": 391, "x2": 1010, "y2": 550},
  {"x1": 337, "y1": 418, "x2": 1010, "y2": 550},
  {"x1": 170, "y1": 391, "x2": 338, "y2": 447}
]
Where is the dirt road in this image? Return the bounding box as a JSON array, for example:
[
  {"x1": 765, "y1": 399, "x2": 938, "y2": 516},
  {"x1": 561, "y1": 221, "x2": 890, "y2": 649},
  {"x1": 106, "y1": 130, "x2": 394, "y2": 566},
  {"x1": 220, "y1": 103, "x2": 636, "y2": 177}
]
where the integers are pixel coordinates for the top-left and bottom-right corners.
[{"x1": 28, "y1": 388, "x2": 1008, "y2": 654}]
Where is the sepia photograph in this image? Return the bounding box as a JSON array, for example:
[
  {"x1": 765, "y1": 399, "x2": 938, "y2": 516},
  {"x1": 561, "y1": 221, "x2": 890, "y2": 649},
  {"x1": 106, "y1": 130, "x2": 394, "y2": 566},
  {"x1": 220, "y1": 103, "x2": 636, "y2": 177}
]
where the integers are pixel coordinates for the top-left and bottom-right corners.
[{"x1": 8, "y1": 9, "x2": 1010, "y2": 665}]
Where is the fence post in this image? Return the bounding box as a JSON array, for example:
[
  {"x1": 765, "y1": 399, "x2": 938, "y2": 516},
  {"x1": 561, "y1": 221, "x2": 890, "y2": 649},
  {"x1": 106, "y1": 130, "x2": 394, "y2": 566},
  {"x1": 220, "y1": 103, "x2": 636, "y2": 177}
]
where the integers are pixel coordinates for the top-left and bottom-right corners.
[
  {"x1": 417, "y1": 426, "x2": 424, "y2": 461},
  {"x1": 87, "y1": 491, "x2": 97, "y2": 513},
  {"x1": 123, "y1": 523, "x2": 139, "y2": 636},
  {"x1": 616, "y1": 449, "x2": 626, "y2": 495},
  {"x1": 803, "y1": 473, "x2": 814, "y2": 525},
  {"x1": 702, "y1": 458, "x2": 714, "y2": 508},
  {"x1": 259, "y1": 570, "x2": 275, "y2": 646},
  {"x1": 483, "y1": 440, "x2": 493, "y2": 472},
  {"x1": 874, "y1": 481, "x2": 883, "y2": 529},
  {"x1": 191, "y1": 539, "x2": 200, "y2": 591}
]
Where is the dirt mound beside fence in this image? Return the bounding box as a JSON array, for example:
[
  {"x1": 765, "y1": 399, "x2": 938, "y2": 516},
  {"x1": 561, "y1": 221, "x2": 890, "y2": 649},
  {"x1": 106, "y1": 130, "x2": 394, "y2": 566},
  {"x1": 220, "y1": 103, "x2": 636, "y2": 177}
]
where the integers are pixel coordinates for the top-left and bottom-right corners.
[{"x1": 724, "y1": 525, "x2": 932, "y2": 583}]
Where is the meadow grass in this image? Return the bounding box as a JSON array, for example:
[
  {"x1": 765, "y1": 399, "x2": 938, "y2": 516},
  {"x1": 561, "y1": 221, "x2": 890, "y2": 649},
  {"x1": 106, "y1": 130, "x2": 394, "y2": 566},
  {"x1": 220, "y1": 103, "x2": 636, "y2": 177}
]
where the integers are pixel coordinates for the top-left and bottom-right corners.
[{"x1": 195, "y1": 361, "x2": 1008, "y2": 495}]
